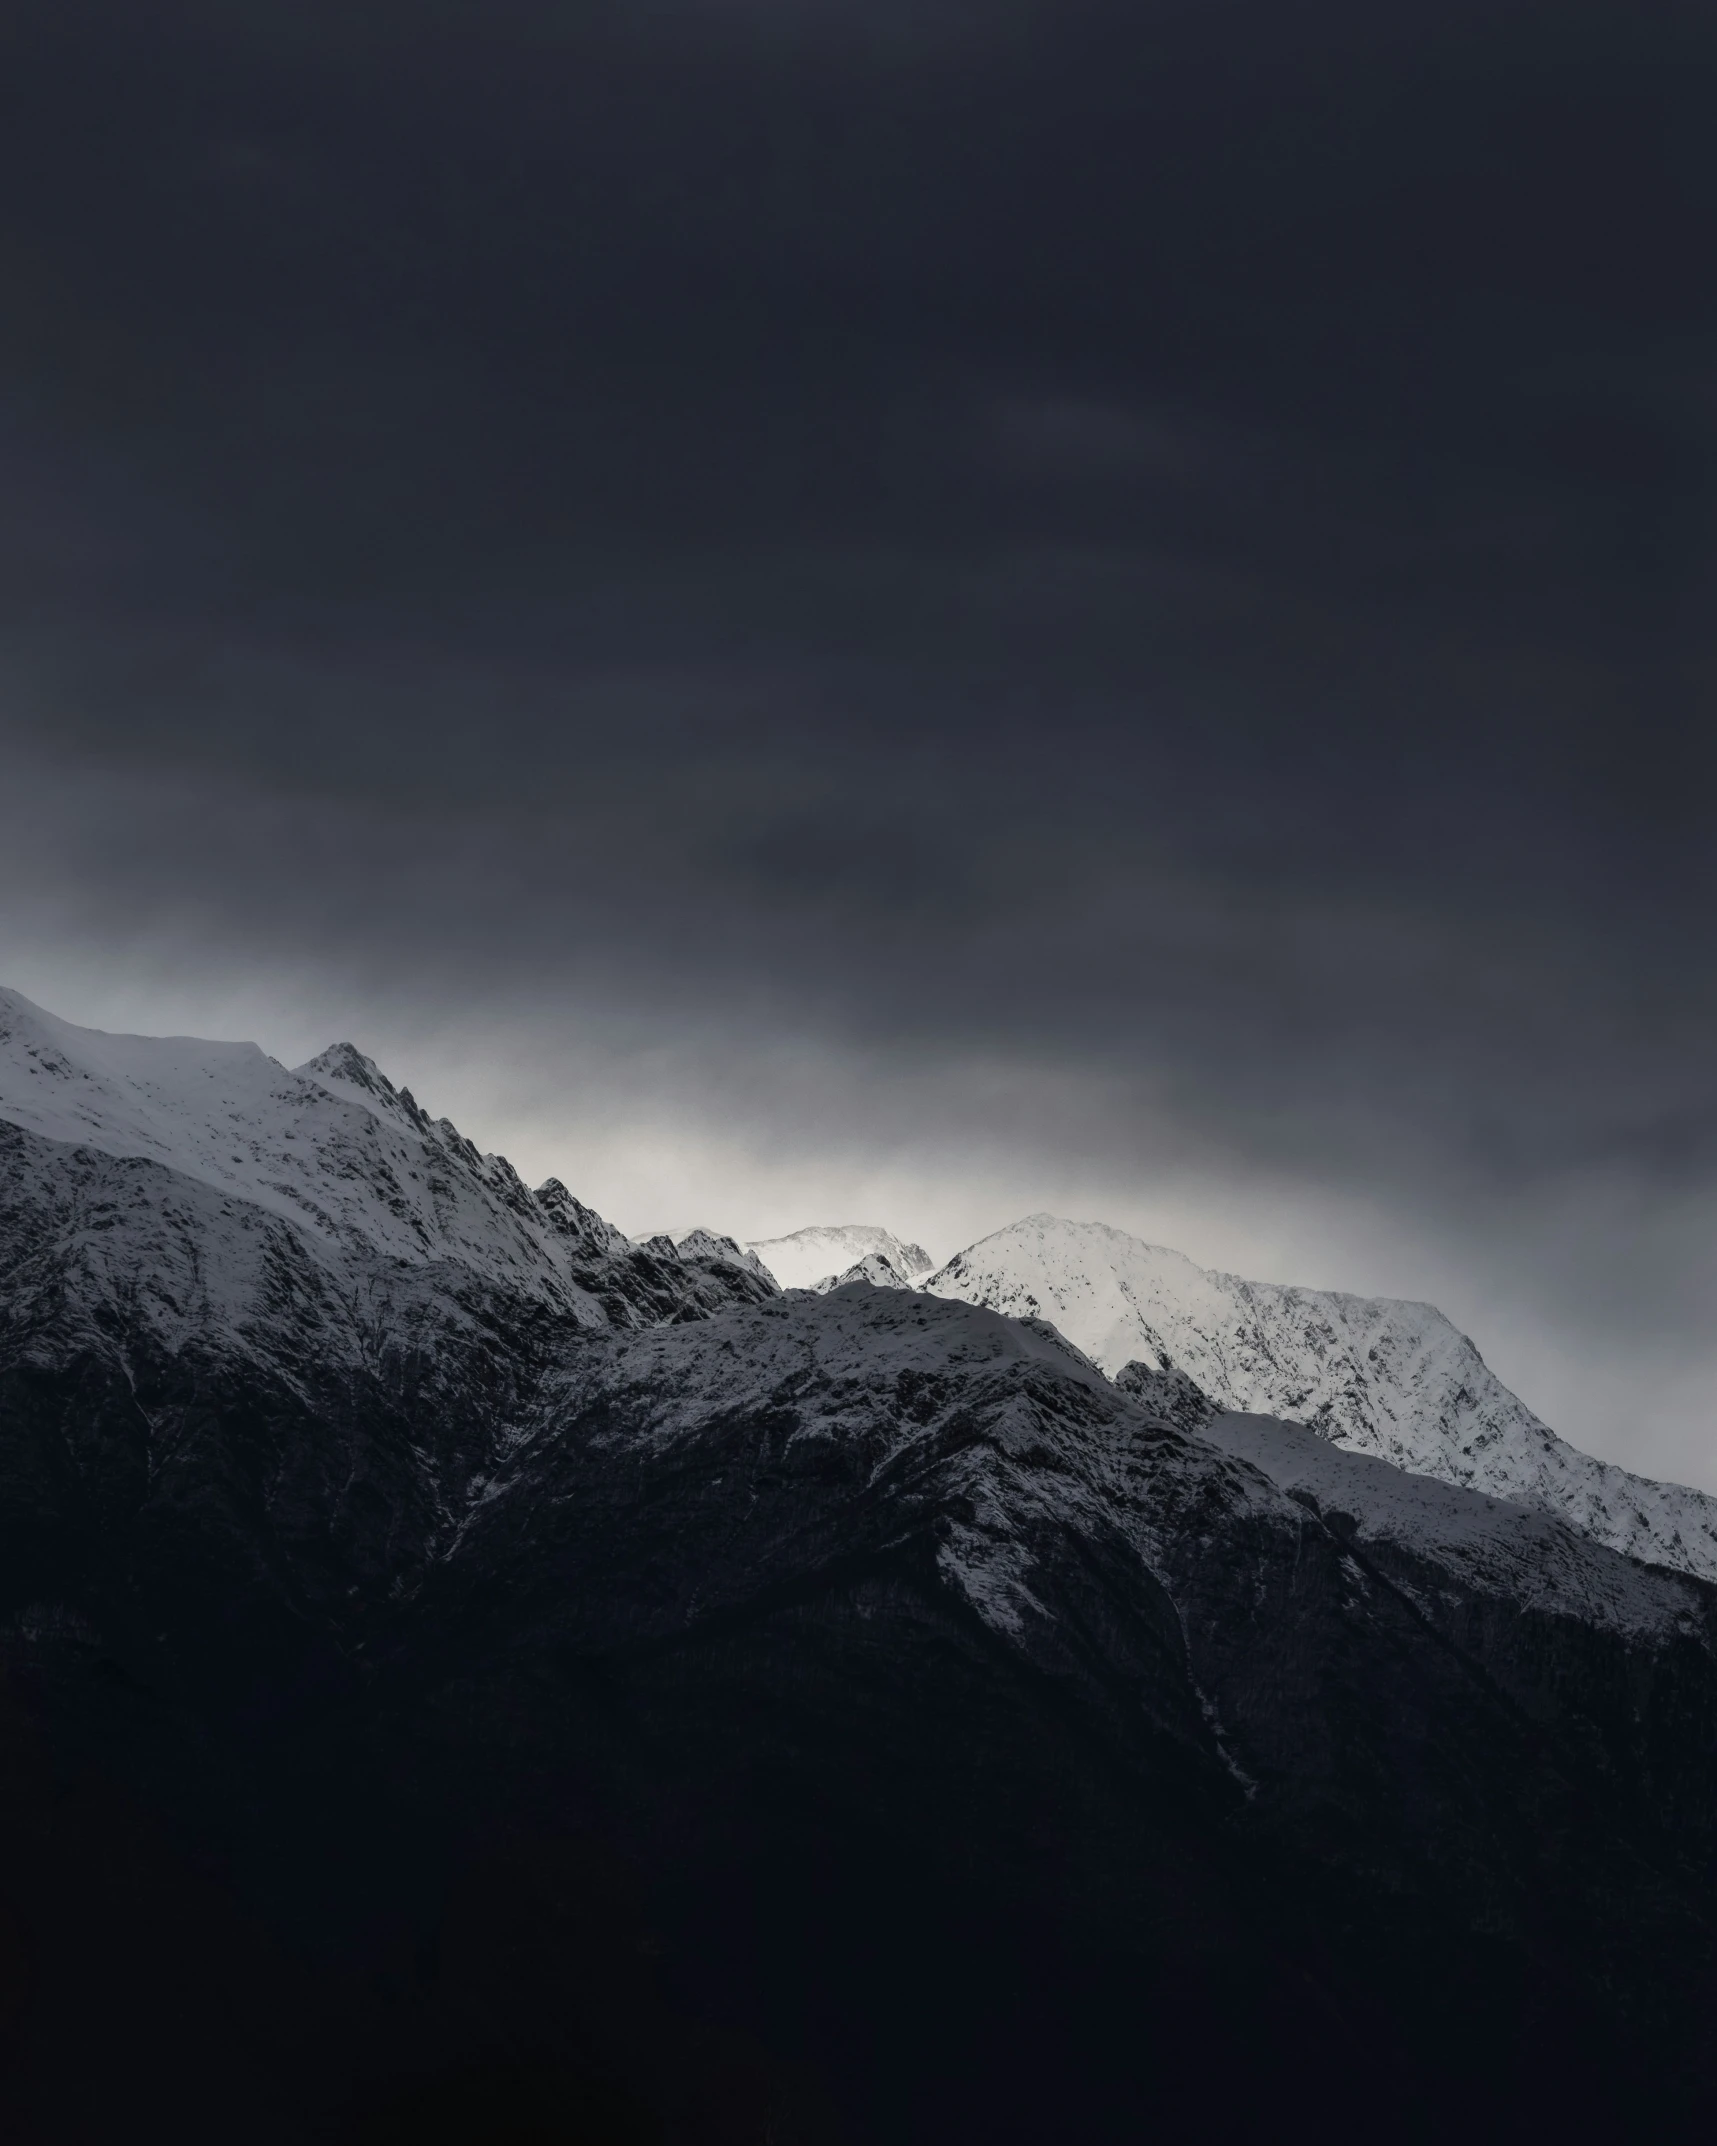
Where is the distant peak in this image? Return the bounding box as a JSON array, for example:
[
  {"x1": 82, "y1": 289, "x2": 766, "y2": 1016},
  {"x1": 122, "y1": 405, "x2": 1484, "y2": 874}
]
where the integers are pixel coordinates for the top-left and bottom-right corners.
[
  {"x1": 746, "y1": 1224, "x2": 935, "y2": 1290},
  {"x1": 813, "y1": 1251, "x2": 914, "y2": 1293}
]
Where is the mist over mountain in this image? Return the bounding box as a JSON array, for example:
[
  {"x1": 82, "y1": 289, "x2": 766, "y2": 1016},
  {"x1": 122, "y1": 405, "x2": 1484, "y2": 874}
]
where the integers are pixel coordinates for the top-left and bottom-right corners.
[{"x1": 747, "y1": 1224, "x2": 935, "y2": 1292}]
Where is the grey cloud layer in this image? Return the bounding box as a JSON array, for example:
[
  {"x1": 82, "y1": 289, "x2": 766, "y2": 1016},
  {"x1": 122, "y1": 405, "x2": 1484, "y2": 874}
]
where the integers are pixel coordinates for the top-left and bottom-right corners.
[{"x1": 0, "y1": 1, "x2": 1713, "y2": 1455}]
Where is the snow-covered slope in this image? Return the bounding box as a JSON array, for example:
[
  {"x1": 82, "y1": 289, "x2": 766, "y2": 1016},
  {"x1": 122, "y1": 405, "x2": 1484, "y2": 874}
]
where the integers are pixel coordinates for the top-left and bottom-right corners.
[
  {"x1": 0, "y1": 986, "x2": 771, "y2": 1358},
  {"x1": 746, "y1": 1223, "x2": 933, "y2": 1291},
  {"x1": 924, "y1": 1214, "x2": 1717, "y2": 1585},
  {"x1": 1204, "y1": 1412, "x2": 1701, "y2": 1642}
]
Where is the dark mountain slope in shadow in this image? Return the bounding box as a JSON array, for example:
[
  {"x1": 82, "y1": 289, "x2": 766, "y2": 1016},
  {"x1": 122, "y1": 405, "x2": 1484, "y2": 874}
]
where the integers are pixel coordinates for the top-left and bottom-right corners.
[{"x1": 3, "y1": 1274, "x2": 1715, "y2": 2141}]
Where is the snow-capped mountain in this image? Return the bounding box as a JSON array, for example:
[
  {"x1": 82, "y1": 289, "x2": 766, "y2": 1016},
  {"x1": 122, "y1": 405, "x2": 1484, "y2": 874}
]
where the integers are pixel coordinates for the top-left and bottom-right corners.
[
  {"x1": 922, "y1": 1213, "x2": 1717, "y2": 1584},
  {"x1": 0, "y1": 986, "x2": 772, "y2": 1374},
  {"x1": 7, "y1": 990, "x2": 1717, "y2": 2136},
  {"x1": 2, "y1": 986, "x2": 602, "y2": 1295},
  {"x1": 746, "y1": 1223, "x2": 934, "y2": 1291},
  {"x1": 0, "y1": 985, "x2": 775, "y2": 1640}
]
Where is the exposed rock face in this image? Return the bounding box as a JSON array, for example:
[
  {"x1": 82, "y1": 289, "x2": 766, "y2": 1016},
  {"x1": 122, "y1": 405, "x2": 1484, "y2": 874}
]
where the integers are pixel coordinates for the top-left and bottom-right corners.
[
  {"x1": 3, "y1": 997, "x2": 1717, "y2": 2143},
  {"x1": 1113, "y1": 1354, "x2": 1218, "y2": 1432}
]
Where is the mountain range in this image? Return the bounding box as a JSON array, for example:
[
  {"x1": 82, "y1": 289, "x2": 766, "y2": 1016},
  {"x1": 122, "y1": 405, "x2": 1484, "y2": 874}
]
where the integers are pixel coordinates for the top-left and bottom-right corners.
[
  {"x1": 909, "y1": 1216, "x2": 1717, "y2": 1584},
  {"x1": 710, "y1": 1208, "x2": 1717, "y2": 1588},
  {"x1": 2, "y1": 986, "x2": 1716, "y2": 2143}
]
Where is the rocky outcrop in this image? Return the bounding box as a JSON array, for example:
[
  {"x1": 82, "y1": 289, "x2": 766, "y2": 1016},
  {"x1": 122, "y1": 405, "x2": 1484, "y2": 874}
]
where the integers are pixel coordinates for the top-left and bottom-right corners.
[{"x1": 1113, "y1": 1353, "x2": 1218, "y2": 1432}]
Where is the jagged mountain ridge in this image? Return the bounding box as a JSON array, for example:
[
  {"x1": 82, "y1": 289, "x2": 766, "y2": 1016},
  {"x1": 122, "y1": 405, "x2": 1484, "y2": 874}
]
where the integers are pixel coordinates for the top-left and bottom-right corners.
[
  {"x1": 10, "y1": 974, "x2": 1707, "y2": 1589},
  {"x1": 639, "y1": 1224, "x2": 776, "y2": 1282},
  {"x1": 0, "y1": 987, "x2": 773, "y2": 1334},
  {"x1": 0, "y1": 988, "x2": 773, "y2": 1633},
  {"x1": 771, "y1": 1209, "x2": 1717, "y2": 1584},
  {"x1": 915, "y1": 1214, "x2": 1717, "y2": 1585}
]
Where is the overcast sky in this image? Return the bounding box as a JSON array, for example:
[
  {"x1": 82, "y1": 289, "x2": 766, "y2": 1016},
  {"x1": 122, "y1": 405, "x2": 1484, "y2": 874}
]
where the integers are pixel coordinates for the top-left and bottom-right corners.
[{"x1": 2, "y1": 2, "x2": 1714, "y2": 1481}]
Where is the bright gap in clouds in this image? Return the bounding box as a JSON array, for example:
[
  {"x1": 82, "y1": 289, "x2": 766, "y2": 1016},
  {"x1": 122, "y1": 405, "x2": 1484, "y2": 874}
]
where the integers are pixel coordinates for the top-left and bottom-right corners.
[{"x1": 9, "y1": 939, "x2": 1715, "y2": 1495}]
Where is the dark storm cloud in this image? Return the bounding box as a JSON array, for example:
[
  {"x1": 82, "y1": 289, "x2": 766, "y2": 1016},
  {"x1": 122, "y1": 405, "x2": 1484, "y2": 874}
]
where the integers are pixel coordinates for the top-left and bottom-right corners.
[{"x1": 2, "y1": 1, "x2": 1715, "y2": 1333}]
